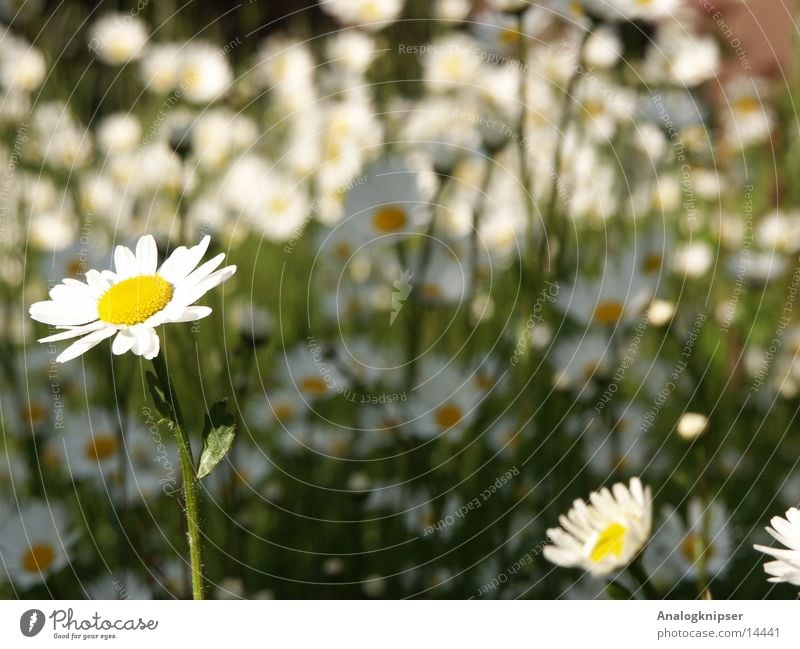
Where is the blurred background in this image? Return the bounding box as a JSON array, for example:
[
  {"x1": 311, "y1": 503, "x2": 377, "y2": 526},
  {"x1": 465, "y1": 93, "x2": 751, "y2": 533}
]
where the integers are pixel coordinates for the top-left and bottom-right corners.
[{"x1": 1, "y1": 0, "x2": 800, "y2": 600}]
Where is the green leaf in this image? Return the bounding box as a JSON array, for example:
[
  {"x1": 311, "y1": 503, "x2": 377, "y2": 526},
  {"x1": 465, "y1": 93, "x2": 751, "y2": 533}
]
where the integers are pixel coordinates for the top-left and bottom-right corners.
[
  {"x1": 197, "y1": 399, "x2": 236, "y2": 479},
  {"x1": 145, "y1": 371, "x2": 172, "y2": 420}
]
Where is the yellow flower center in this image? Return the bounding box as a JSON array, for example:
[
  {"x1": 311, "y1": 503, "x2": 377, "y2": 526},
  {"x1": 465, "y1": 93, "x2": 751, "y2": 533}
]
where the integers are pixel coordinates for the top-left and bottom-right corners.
[
  {"x1": 680, "y1": 534, "x2": 714, "y2": 564},
  {"x1": 300, "y1": 376, "x2": 328, "y2": 396},
  {"x1": 84, "y1": 434, "x2": 118, "y2": 461},
  {"x1": 21, "y1": 401, "x2": 47, "y2": 426},
  {"x1": 273, "y1": 402, "x2": 296, "y2": 422},
  {"x1": 434, "y1": 403, "x2": 464, "y2": 430},
  {"x1": 593, "y1": 300, "x2": 624, "y2": 326},
  {"x1": 422, "y1": 283, "x2": 443, "y2": 300},
  {"x1": 643, "y1": 253, "x2": 663, "y2": 274},
  {"x1": 373, "y1": 206, "x2": 407, "y2": 233},
  {"x1": 22, "y1": 543, "x2": 56, "y2": 573},
  {"x1": 734, "y1": 96, "x2": 760, "y2": 114},
  {"x1": 591, "y1": 522, "x2": 628, "y2": 563},
  {"x1": 499, "y1": 29, "x2": 520, "y2": 47},
  {"x1": 97, "y1": 275, "x2": 173, "y2": 326}
]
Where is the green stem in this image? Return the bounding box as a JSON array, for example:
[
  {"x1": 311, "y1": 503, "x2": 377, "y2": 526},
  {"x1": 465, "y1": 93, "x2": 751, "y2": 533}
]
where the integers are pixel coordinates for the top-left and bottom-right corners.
[
  {"x1": 152, "y1": 352, "x2": 206, "y2": 600},
  {"x1": 629, "y1": 555, "x2": 659, "y2": 600}
]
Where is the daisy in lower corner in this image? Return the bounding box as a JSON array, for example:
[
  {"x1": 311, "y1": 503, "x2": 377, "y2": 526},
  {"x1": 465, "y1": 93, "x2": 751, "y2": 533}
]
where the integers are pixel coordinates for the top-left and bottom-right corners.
[
  {"x1": 30, "y1": 235, "x2": 236, "y2": 362},
  {"x1": 543, "y1": 477, "x2": 652, "y2": 577},
  {"x1": 753, "y1": 507, "x2": 800, "y2": 586}
]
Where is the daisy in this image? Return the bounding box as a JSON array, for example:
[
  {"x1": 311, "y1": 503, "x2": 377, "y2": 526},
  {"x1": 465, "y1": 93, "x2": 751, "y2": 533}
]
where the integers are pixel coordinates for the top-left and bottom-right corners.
[
  {"x1": 0, "y1": 501, "x2": 76, "y2": 589},
  {"x1": 96, "y1": 112, "x2": 141, "y2": 154},
  {"x1": 29, "y1": 235, "x2": 236, "y2": 363},
  {"x1": 319, "y1": 0, "x2": 404, "y2": 31},
  {"x1": 555, "y1": 252, "x2": 655, "y2": 329},
  {"x1": 646, "y1": 498, "x2": 732, "y2": 586},
  {"x1": 754, "y1": 507, "x2": 800, "y2": 586},
  {"x1": 543, "y1": 477, "x2": 652, "y2": 576},
  {"x1": 343, "y1": 157, "x2": 432, "y2": 241},
  {"x1": 178, "y1": 42, "x2": 232, "y2": 104},
  {"x1": 88, "y1": 13, "x2": 148, "y2": 65}
]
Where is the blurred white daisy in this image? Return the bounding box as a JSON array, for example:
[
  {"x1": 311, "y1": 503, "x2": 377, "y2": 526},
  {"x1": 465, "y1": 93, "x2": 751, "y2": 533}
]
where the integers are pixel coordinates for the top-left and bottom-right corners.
[
  {"x1": 320, "y1": 0, "x2": 404, "y2": 31},
  {"x1": 89, "y1": 13, "x2": 148, "y2": 65},
  {"x1": 48, "y1": 410, "x2": 120, "y2": 481},
  {"x1": 343, "y1": 157, "x2": 432, "y2": 241},
  {"x1": 0, "y1": 37, "x2": 45, "y2": 92},
  {"x1": 96, "y1": 112, "x2": 141, "y2": 154},
  {"x1": 0, "y1": 501, "x2": 76, "y2": 588},
  {"x1": 646, "y1": 498, "x2": 732, "y2": 586},
  {"x1": 543, "y1": 477, "x2": 652, "y2": 576},
  {"x1": 178, "y1": 42, "x2": 232, "y2": 103},
  {"x1": 556, "y1": 253, "x2": 655, "y2": 329},
  {"x1": 586, "y1": 0, "x2": 681, "y2": 21},
  {"x1": 139, "y1": 42, "x2": 182, "y2": 94},
  {"x1": 754, "y1": 507, "x2": 800, "y2": 586},
  {"x1": 29, "y1": 235, "x2": 236, "y2": 362}
]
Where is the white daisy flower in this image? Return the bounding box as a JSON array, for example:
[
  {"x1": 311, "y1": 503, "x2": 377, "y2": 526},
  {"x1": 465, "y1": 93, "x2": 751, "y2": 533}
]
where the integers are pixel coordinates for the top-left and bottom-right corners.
[
  {"x1": 586, "y1": 0, "x2": 681, "y2": 22},
  {"x1": 0, "y1": 39, "x2": 45, "y2": 92},
  {"x1": 0, "y1": 501, "x2": 76, "y2": 588},
  {"x1": 646, "y1": 498, "x2": 732, "y2": 586},
  {"x1": 754, "y1": 507, "x2": 800, "y2": 586},
  {"x1": 412, "y1": 358, "x2": 484, "y2": 439},
  {"x1": 139, "y1": 42, "x2": 182, "y2": 94},
  {"x1": 88, "y1": 13, "x2": 148, "y2": 65},
  {"x1": 551, "y1": 332, "x2": 613, "y2": 391},
  {"x1": 319, "y1": 0, "x2": 404, "y2": 31},
  {"x1": 722, "y1": 77, "x2": 775, "y2": 151},
  {"x1": 178, "y1": 42, "x2": 232, "y2": 104},
  {"x1": 543, "y1": 477, "x2": 652, "y2": 576},
  {"x1": 555, "y1": 253, "x2": 655, "y2": 329},
  {"x1": 96, "y1": 112, "x2": 141, "y2": 154},
  {"x1": 29, "y1": 235, "x2": 236, "y2": 363},
  {"x1": 47, "y1": 410, "x2": 121, "y2": 482},
  {"x1": 343, "y1": 157, "x2": 432, "y2": 241}
]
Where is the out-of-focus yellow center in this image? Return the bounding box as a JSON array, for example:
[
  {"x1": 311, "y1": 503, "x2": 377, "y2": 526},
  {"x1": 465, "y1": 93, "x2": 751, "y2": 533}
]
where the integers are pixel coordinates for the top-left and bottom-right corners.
[
  {"x1": 435, "y1": 403, "x2": 463, "y2": 430},
  {"x1": 300, "y1": 376, "x2": 328, "y2": 396},
  {"x1": 499, "y1": 29, "x2": 520, "y2": 47},
  {"x1": 591, "y1": 522, "x2": 627, "y2": 563},
  {"x1": 22, "y1": 543, "x2": 55, "y2": 573},
  {"x1": 373, "y1": 206, "x2": 407, "y2": 233},
  {"x1": 273, "y1": 402, "x2": 296, "y2": 422},
  {"x1": 21, "y1": 401, "x2": 47, "y2": 426},
  {"x1": 680, "y1": 534, "x2": 714, "y2": 563},
  {"x1": 593, "y1": 300, "x2": 624, "y2": 326},
  {"x1": 422, "y1": 283, "x2": 442, "y2": 300},
  {"x1": 733, "y1": 96, "x2": 760, "y2": 114},
  {"x1": 643, "y1": 253, "x2": 663, "y2": 273},
  {"x1": 84, "y1": 434, "x2": 118, "y2": 461},
  {"x1": 98, "y1": 275, "x2": 173, "y2": 326},
  {"x1": 361, "y1": 1, "x2": 380, "y2": 21}
]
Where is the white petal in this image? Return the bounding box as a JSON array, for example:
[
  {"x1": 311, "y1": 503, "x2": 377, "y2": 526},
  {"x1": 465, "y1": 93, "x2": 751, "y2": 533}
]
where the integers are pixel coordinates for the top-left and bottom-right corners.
[
  {"x1": 114, "y1": 245, "x2": 138, "y2": 278},
  {"x1": 49, "y1": 284, "x2": 98, "y2": 312},
  {"x1": 85, "y1": 269, "x2": 112, "y2": 295},
  {"x1": 135, "y1": 235, "x2": 158, "y2": 275},
  {"x1": 39, "y1": 320, "x2": 106, "y2": 343},
  {"x1": 177, "y1": 253, "x2": 225, "y2": 289},
  {"x1": 56, "y1": 327, "x2": 116, "y2": 363},
  {"x1": 172, "y1": 265, "x2": 236, "y2": 306},
  {"x1": 111, "y1": 330, "x2": 137, "y2": 355},
  {"x1": 164, "y1": 306, "x2": 213, "y2": 323},
  {"x1": 131, "y1": 328, "x2": 160, "y2": 359},
  {"x1": 30, "y1": 300, "x2": 97, "y2": 326},
  {"x1": 158, "y1": 236, "x2": 211, "y2": 284}
]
